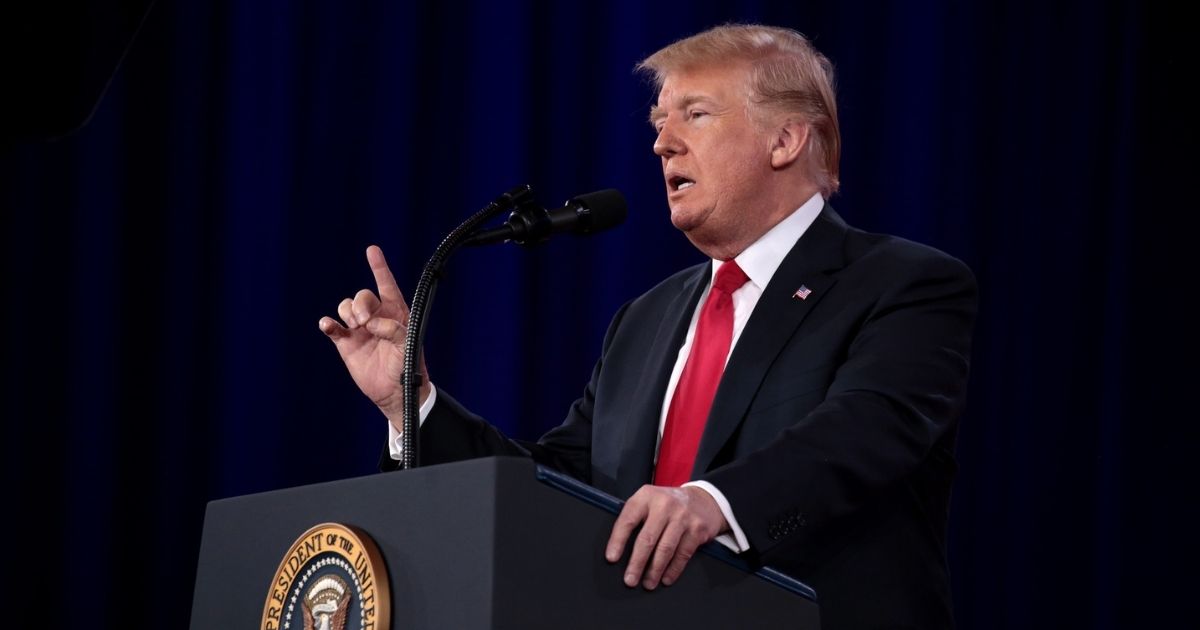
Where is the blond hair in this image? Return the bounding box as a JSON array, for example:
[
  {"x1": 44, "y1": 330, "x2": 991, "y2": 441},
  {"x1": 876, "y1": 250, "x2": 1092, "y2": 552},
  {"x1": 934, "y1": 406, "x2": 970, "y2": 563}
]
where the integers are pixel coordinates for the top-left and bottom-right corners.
[{"x1": 638, "y1": 24, "x2": 841, "y2": 196}]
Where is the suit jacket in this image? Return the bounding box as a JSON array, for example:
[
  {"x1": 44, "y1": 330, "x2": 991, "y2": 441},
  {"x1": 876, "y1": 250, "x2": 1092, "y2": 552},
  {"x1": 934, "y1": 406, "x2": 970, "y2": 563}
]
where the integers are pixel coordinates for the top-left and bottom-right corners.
[{"x1": 384, "y1": 206, "x2": 978, "y2": 630}]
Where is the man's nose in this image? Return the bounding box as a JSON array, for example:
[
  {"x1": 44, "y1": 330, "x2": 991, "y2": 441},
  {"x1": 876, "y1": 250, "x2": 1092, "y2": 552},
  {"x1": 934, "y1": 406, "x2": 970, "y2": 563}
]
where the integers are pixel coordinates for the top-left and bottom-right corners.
[{"x1": 653, "y1": 124, "x2": 684, "y2": 157}]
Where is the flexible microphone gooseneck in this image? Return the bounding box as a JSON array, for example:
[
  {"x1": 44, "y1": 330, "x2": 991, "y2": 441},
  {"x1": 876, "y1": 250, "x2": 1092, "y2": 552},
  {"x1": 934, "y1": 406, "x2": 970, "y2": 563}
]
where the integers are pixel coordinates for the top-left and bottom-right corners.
[
  {"x1": 400, "y1": 186, "x2": 627, "y2": 469},
  {"x1": 400, "y1": 185, "x2": 533, "y2": 469}
]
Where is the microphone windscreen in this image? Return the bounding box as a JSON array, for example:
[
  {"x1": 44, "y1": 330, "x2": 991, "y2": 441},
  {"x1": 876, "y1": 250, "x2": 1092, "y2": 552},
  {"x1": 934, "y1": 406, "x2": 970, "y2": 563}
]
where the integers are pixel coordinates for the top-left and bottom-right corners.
[{"x1": 568, "y1": 189, "x2": 627, "y2": 234}]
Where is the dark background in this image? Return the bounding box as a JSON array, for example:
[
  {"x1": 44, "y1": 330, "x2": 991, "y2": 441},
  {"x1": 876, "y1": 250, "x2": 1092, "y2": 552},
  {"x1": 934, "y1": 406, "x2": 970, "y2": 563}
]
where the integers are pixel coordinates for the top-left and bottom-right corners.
[{"x1": 1, "y1": 1, "x2": 1192, "y2": 627}]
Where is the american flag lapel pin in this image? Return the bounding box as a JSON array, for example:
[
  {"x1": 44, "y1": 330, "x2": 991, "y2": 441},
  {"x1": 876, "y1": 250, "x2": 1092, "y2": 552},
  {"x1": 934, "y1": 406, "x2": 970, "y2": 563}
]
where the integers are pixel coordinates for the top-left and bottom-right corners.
[{"x1": 792, "y1": 285, "x2": 812, "y2": 300}]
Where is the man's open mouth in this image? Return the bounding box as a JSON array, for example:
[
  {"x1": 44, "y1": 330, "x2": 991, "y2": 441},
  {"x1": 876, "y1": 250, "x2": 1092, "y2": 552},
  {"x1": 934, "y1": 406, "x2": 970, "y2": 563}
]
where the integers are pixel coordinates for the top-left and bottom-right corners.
[{"x1": 670, "y1": 176, "x2": 695, "y2": 191}]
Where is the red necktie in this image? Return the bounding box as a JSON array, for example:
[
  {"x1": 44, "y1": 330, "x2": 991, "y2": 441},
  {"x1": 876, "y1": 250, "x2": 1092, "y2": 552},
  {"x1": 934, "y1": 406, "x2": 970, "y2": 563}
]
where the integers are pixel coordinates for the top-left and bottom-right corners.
[{"x1": 654, "y1": 260, "x2": 749, "y2": 487}]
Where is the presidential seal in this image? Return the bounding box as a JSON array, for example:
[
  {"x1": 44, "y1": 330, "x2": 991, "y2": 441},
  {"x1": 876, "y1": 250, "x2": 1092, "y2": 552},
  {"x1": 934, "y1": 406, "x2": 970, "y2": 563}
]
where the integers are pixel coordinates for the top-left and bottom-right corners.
[{"x1": 261, "y1": 523, "x2": 390, "y2": 630}]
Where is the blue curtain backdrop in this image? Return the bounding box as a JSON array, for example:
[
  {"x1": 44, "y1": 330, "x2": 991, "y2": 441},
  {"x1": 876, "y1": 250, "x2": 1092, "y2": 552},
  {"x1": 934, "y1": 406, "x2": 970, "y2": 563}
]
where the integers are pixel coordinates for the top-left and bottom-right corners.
[{"x1": 1, "y1": 0, "x2": 1191, "y2": 627}]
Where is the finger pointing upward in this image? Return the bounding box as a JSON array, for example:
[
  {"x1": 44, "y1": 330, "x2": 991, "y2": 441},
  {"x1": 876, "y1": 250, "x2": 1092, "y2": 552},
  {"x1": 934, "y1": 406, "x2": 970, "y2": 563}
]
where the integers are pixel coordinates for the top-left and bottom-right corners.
[{"x1": 367, "y1": 245, "x2": 410, "y2": 316}]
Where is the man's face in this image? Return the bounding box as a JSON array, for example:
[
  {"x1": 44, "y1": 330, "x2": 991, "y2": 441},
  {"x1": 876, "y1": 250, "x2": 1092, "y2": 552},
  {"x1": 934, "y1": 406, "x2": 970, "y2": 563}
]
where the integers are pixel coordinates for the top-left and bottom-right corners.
[{"x1": 651, "y1": 63, "x2": 777, "y2": 254}]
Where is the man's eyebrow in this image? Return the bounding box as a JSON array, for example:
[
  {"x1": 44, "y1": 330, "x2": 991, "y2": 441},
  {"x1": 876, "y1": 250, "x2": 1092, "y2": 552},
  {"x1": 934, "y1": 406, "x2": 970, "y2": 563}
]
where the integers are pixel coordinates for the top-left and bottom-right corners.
[
  {"x1": 648, "y1": 95, "x2": 712, "y2": 126},
  {"x1": 649, "y1": 105, "x2": 665, "y2": 125}
]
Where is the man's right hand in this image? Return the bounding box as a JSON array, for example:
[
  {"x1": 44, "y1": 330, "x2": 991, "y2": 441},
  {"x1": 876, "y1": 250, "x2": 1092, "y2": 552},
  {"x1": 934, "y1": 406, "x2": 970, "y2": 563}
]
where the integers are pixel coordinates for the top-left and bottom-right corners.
[{"x1": 319, "y1": 245, "x2": 431, "y2": 431}]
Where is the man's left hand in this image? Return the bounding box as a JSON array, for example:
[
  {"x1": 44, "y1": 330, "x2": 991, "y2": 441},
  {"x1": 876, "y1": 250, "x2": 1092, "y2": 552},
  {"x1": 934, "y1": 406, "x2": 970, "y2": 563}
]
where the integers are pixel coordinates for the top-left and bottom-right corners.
[{"x1": 605, "y1": 485, "x2": 728, "y2": 590}]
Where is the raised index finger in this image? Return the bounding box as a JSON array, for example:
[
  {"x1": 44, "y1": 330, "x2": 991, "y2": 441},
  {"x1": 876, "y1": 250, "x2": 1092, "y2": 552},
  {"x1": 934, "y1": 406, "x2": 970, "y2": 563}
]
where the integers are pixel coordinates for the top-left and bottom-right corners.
[{"x1": 366, "y1": 245, "x2": 407, "y2": 309}]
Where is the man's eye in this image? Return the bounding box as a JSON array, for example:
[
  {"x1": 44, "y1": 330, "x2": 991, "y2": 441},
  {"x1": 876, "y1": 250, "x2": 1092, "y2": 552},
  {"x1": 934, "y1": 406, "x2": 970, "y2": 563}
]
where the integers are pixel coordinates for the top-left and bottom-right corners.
[{"x1": 689, "y1": 111, "x2": 707, "y2": 120}]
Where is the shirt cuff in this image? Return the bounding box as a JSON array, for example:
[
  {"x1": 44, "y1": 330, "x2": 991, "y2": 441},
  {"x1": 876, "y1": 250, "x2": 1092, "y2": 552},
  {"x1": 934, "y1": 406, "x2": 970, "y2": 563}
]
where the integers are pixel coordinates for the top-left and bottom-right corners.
[
  {"x1": 683, "y1": 480, "x2": 750, "y2": 553},
  {"x1": 387, "y1": 384, "x2": 438, "y2": 461}
]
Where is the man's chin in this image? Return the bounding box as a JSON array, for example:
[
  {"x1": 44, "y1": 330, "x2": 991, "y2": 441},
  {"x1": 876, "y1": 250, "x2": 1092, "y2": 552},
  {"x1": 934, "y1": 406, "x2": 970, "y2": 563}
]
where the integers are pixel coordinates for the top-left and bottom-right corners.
[{"x1": 669, "y1": 207, "x2": 703, "y2": 232}]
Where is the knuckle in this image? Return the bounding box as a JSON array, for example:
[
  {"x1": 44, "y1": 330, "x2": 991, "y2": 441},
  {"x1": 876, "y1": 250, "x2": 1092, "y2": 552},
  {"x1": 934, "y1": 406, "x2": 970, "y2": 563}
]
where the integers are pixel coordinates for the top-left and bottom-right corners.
[{"x1": 614, "y1": 512, "x2": 639, "y2": 528}]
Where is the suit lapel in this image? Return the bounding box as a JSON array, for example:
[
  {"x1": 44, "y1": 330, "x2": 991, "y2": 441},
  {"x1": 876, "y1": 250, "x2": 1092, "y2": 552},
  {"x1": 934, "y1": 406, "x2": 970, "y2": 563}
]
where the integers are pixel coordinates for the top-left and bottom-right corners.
[
  {"x1": 613, "y1": 264, "x2": 710, "y2": 497},
  {"x1": 691, "y1": 207, "x2": 849, "y2": 477}
]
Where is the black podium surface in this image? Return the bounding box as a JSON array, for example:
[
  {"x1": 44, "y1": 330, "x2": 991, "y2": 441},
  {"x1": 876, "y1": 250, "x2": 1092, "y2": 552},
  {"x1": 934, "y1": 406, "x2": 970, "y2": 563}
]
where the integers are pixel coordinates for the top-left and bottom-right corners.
[{"x1": 191, "y1": 456, "x2": 819, "y2": 629}]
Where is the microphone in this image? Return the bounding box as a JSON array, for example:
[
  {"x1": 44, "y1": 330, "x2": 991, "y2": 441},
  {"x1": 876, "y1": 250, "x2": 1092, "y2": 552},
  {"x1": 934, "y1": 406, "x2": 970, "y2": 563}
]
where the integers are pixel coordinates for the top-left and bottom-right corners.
[{"x1": 463, "y1": 189, "x2": 627, "y2": 247}]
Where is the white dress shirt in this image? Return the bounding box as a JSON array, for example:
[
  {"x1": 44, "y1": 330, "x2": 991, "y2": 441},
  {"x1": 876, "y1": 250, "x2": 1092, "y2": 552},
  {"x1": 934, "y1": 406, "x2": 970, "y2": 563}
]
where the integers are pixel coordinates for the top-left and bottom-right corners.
[{"x1": 390, "y1": 191, "x2": 825, "y2": 553}]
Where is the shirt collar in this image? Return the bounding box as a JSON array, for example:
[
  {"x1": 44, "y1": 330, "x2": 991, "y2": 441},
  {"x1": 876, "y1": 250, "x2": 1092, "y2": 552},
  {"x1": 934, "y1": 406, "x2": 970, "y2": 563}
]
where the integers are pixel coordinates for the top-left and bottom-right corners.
[{"x1": 712, "y1": 191, "x2": 825, "y2": 290}]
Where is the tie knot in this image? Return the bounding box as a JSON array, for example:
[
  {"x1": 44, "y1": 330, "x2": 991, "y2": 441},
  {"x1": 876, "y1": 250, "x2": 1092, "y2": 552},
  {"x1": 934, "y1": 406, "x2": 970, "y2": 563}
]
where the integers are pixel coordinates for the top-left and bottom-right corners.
[{"x1": 713, "y1": 260, "x2": 749, "y2": 295}]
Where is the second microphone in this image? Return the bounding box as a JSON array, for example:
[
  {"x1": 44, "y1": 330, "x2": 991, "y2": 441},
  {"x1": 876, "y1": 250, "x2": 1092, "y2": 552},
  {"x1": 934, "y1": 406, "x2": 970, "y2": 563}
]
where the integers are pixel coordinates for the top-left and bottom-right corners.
[{"x1": 463, "y1": 188, "x2": 627, "y2": 247}]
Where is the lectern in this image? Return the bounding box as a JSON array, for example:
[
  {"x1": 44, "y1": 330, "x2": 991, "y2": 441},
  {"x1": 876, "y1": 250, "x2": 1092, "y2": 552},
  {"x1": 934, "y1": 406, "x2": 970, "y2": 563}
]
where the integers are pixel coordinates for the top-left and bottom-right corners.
[{"x1": 191, "y1": 456, "x2": 819, "y2": 629}]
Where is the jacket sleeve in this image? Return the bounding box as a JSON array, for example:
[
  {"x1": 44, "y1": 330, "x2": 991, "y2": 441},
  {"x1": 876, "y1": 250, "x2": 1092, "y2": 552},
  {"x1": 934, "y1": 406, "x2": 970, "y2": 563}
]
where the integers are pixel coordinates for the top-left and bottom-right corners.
[
  {"x1": 700, "y1": 252, "x2": 978, "y2": 560},
  {"x1": 378, "y1": 301, "x2": 635, "y2": 485}
]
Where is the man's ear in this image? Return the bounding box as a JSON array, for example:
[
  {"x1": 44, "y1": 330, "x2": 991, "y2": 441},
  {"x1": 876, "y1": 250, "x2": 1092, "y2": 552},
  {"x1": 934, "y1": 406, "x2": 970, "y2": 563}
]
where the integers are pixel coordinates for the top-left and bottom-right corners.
[{"x1": 770, "y1": 119, "x2": 810, "y2": 169}]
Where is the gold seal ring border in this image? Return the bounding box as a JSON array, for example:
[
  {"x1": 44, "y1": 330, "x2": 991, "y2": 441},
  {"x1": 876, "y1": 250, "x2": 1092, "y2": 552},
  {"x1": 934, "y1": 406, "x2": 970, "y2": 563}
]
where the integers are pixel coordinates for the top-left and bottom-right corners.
[{"x1": 260, "y1": 522, "x2": 391, "y2": 630}]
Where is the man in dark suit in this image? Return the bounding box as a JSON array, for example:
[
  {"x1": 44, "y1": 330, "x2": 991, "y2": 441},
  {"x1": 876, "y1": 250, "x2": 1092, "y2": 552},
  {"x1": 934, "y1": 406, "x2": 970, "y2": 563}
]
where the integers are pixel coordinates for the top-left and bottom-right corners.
[{"x1": 320, "y1": 24, "x2": 976, "y2": 630}]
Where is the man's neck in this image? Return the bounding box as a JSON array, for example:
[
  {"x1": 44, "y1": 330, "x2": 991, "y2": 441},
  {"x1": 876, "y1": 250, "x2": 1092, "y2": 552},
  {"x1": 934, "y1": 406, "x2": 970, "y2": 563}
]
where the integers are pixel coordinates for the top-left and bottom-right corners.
[{"x1": 688, "y1": 184, "x2": 823, "y2": 260}]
